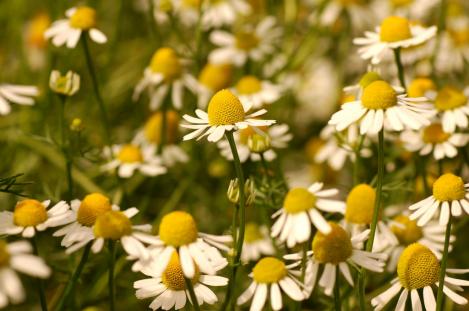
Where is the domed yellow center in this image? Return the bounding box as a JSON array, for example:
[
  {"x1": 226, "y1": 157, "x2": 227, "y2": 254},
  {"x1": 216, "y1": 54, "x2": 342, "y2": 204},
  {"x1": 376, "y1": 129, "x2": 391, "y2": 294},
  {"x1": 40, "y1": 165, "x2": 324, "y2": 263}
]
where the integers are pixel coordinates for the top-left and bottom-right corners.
[
  {"x1": 449, "y1": 28, "x2": 469, "y2": 46},
  {"x1": 313, "y1": 222, "x2": 353, "y2": 264},
  {"x1": 198, "y1": 63, "x2": 233, "y2": 92},
  {"x1": 149, "y1": 48, "x2": 182, "y2": 82},
  {"x1": 207, "y1": 89, "x2": 245, "y2": 125},
  {"x1": 13, "y1": 199, "x2": 48, "y2": 227},
  {"x1": 361, "y1": 80, "x2": 397, "y2": 109},
  {"x1": 345, "y1": 184, "x2": 376, "y2": 225},
  {"x1": 0, "y1": 241, "x2": 10, "y2": 268},
  {"x1": 397, "y1": 243, "x2": 439, "y2": 289},
  {"x1": 69, "y1": 6, "x2": 96, "y2": 30},
  {"x1": 117, "y1": 144, "x2": 143, "y2": 163},
  {"x1": 434, "y1": 86, "x2": 467, "y2": 111},
  {"x1": 235, "y1": 31, "x2": 259, "y2": 51},
  {"x1": 27, "y1": 13, "x2": 50, "y2": 48},
  {"x1": 144, "y1": 111, "x2": 179, "y2": 145},
  {"x1": 252, "y1": 257, "x2": 287, "y2": 283},
  {"x1": 380, "y1": 16, "x2": 412, "y2": 42},
  {"x1": 162, "y1": 252, "x2": 200, "y2": 290},
  {"x1": 159, "y1": 211, "x2": 198, "y2": 247},
  {"x1": 407, "y1": 78, "x2": 436, "y2": 98},
  {"x1": 236, "y1": 76, "x2": 262, "y2": 95},
  {"x1": 244, "y1": 223, "x2": 263, "y2": 243},
  {"x1": 77, "y1": 193, "x2": 112, "y2": 227},
  {"x1": 94, "y1": 211, "x2": 132, "y2": 240},
  {"x1": 359, "y1": 72, "x2": 382, "y2": 89},
  {"x1": 283, "y1": 188, "x2": 316, "y2": 214},
  {"x1": 422, "y1": 123, "x2": 450, "y2": 144},
  {"x1": 432, "y1": 173, "x2": 465, "y2": 201},
  {"x1": 391, "y1": 215, "x2": 423, "y2": 246}
]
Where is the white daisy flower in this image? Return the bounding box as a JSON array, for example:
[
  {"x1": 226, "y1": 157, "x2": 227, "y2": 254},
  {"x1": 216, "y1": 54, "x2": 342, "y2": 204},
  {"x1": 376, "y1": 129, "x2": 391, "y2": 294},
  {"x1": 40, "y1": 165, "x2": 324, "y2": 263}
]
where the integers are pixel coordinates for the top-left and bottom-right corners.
[
  {"x1": 429, "y1": 86, "x2": 469, "y2": 133},
  {"x1": 44, "y1": 6, "x2": 107, "y2": 48},
  {"x1": 135, "y1": 251, "x2": 228, "y2": 310},
  {"x1": 0, "y1": 240, "x2": 51, "y2": 308},
  {"x1": 181, "y1": 89, "x2": 275, "y2": 143},
  {"x1": 232, "y1": 75, "x2": 282, "y2": 109},
  {"x1": 312, "y1": 0, "x2": 375, "y2": 32},
  {"x1": 372, "y1": 243, "x2": 469, "y2": 311},
  {"x1": 400, "y1": 122, "x2": 469, "y2": 160},
  {"x1": 406, "y1": 77, "x2": 437, "y2": 98},
  {"x1": 209, "y1": 16, "x2": 281, "y2": 66},
  {"x1": 148, "y1": 211, "x2": 230, "y2": 279},
  {"x1": 24, "y1": 13, "x2": 50, "y2": 71},
  {"x1": 241, "y1": 223, "x2": 275, "y2": 263},
  {"x1": 328, "y1": 80, "x2": 436, "y2": 136},
  {"x1": 237, "y1": 257, "x2": 305, "y2": 311},
  {"x1": 354, "y1": 16, "x2": 436, "y2": 64},
  {"x1": 0, "y1": 199, "x2": 73, "y2": 238},
  {"x1": 132, "y1": 47, "x2": 197, "y2": 110},
  {"x1": 0, "y1": 84, "x2": 38, "y2": 115},
  {"x1": 201, "y1": 0, "x2": 250, "y2": 29},
  {"x1": 271, "y1": 183, "x2": 346, "y2": 248},
  {"x1": 285, "y1": 223, "x2": 387, "y2": 296},
  {"x1": 409, "y1": 173, "x2": 469, "y2": 226},
  {"x1": 436, "y1": 18, "x2": 469, "y2": 73},
  {"x1": 217, "y1": 123, "x2": 292, "y2": 163},
  {"x1": 102, "y1": 143, "x2": 167, "y2": 178},
  {"x1": 193, "y1": 63, "x2": 233, "y2": 109}
]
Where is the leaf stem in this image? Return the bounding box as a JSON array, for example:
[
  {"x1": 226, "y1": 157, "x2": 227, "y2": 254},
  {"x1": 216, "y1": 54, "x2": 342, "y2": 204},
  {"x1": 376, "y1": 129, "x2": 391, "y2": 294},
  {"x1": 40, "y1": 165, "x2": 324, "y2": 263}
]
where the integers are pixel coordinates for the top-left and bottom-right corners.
[
  {"x1": 393, "y1": 48, "x2": 406, "y2": 89},
  {"x1": 32, "y1": 236, "x2": 48, "y2": 311},
  {"x1": 184, "y1": 277, "x2": 201, "y2": 311},
  {"x1": 334, "y1": 266, "x2": 341, "y2": 311},
  {"x1": 108, "y1": 241, "x2": 116, "y2": 311},
  {"x1": 436, "y1": 214, "x2": 452, "y2": 311}
]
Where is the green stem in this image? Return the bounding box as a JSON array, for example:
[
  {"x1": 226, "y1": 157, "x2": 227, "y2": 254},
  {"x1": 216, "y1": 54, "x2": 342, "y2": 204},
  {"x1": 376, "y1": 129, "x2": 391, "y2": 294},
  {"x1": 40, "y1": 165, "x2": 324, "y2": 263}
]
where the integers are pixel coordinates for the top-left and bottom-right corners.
[
  {"x1": 184, "y1": 277, "x2": 201, "y2": 311},
  {"x1": 353, "y1": 136, "x2": 364, "y2": 186},
  {"x1": 158, "y1": 93, "x2": 169, "y2": 155},
  {"x1": 431, "y1": 0, "x2": 447, "y2": 79},
  {"x1": 108, "y1": 241, "x2": 116, "y2": 311},
  {"x1": 334, "y1": 266, "x2": 341, "y2": 311},
  {"x1": 393, "y1": 48, "x2": 406, "y2": 90},
  {"x1": 58, "y1": 95, "x2": 73, "y2": 201},
  {"x1": 146, "y1": 0, "x2": 158, "y2": 43},
  {"x1": 32, "y1": 236, "x2": 48, "y2": 311},
  {"x1": 357, "y1": 270, "x2": 366, "y2": 311},
  {"x1": 436, "y1": 214, "x2": 452, "y2": 311},
  {"x1": 55, "y1": 244, "x2": 91, "y2": 311}
]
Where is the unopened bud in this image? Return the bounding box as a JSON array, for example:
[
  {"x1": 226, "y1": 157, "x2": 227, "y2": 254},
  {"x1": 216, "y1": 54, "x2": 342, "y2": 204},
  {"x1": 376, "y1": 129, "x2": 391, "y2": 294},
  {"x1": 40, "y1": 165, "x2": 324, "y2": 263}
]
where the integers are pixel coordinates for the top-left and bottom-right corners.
[
  {"x1": 70, "y1": 118, "x2": 84, "y2": 132},
  {"x1": 227, "y1": 178, "x2": 256, "y2": 205},
  {"x1": 247, "y1": 133, "x2": 271, "y2": 153},
  {"x1": 49, "y1": 70, "x2": 80, "y2": 96}
]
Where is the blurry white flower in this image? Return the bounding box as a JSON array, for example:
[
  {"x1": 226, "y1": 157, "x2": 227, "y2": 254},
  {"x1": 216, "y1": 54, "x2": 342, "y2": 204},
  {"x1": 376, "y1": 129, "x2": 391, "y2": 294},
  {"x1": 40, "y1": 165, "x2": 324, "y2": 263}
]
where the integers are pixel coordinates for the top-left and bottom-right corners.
[
  {"x1": 0, "y1": 84, "x2": 38, "y2": 115},
  {"x1": 427, "y1": 86, "x2": 469, "y2": 133},
  {"x1": 241, "y1": 223, "x2": 275, "y2": 263},
  {"x1": 202, "y1": 0, "x2": 251, "y2": 29},
  {"x1": 192, "y1": 63, "x2": 233, "y2": 109},
  {"x1": 232, "y1": 75, "x2": 282, "y2": 109},
  {"x1": 49, "y1": 70, "x2": 80, "y2": 96}
]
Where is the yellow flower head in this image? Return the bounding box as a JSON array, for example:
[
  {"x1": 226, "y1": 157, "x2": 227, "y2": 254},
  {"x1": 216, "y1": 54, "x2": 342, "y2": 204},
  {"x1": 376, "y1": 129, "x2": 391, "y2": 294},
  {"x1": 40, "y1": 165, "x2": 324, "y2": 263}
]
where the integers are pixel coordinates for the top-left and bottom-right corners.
[
  {"x1": 361, "y1": 80, "x2": 398, "y2": 109},
  {"x1": 207, "y1": 89, "x2": 245, "y2": 126},
  {"x1": 235, "y1": 31, "x2": 259, "y2": 51},
  {"x1": 159, "y1": 211, "x2": 198, "y2": 247},
  {"x1": 312, "y1": 222, "x2": 353, "y2": 264},
  {"x1": 0, "y1": 241, "x2": 10, "y2": 268},
  {"x1": 236, "y1": 76, "x2": 262, "y2": 95},
  {"x1": 397, "y1": 243, "x2": 439, "y2": 289},
  {"x1": 252, "y1": 257, "x2": 287, "y2": 283},
  {"x1": 198, "y1": 63, "x2": 233, "y2": 92},
  {"x1": 435, "y1": 86, "x2": 467, "y2": 111},
  {"x1": 13, "y1": 199, "x2": 47, "y2": 227},
  {"x1": 432, "y1": 173, "x2": 465, "y2": 201},
  {"x1": 94, "y1": 211, "x2": 132, "y2": 240},
  {"x1": 162, "y1": 252, "x2": 200, "y2": 290},
  {"x1": 150, "y1": 48, "x2": 182, "y2": 82},
  {"x1": 391, "y1": 215, "x2": 423, "y2": 245},
  {"x1": 69, "y1": 6, "x2": 97, "y2": 30},
  {"x1": 117, "y1": 144, "x2": 143, "y2": 164},
  {"x1": 77, "y1": 193, "x2": 112, "y2": 227},
  {"x1": 144, "y1": 111, "x2": 180, "y2": 145},
  {"x1": 27, "y1": 13, "x2": 50, "y2": 48},
  {"x1": 380, "y1": 16, "x2": 412, "y2": 43},
  {"x1": 422, "y1": 123, "x2": 450, "y2": 144},
  {"x1": 244, "y1": 223, "x2": 263, "y2": 243},
  {"x1": 283, "y1": 188, "x2": 316, "y2": 214},
  {"x1": 345, "y1": 184, "x2": 376, "y2": 225}
]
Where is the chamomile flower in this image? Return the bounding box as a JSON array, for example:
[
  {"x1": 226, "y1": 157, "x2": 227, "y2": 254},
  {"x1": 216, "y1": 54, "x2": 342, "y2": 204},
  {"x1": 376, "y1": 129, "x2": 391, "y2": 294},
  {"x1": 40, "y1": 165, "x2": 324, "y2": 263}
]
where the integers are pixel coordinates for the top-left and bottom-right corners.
[
  {"x1": 372, "y1": 243, "x2": 469, "y2": 310},
  {"x1": 237, "y1": 257, "x2": 305, "y2": 311},
  {"x1": 193, "y1": 63, "x2": 233, "y2": 108},
  {"x1": 328, "y1": 80, "x2": 435, "y2": 135},
  {"x1": 135, "y1": 251, "x2": 228, "y2": 310},
  {"x1": 354, "y1": 16, "x2": 436, "y2": 64},
  {"x1": 400, "y1": 123, "x2": 469, "y2": 160},
  {"x1": 406, "y1": 77, "x2": 437, "y2": 98},
  {"x1": 102, "y1": 144, "x2": 167, "y2": 178},
  {"x1": 436, "y1": 19, "x2": 469, "y2": 73},
  {"x1": 241, "y1": 223, "x2": 275, "y2": 263},
  {"x1": 430, "y1": 86, "x2": 469, "y2": 133},
  {"x1": 271, "y1": 183, "x2": 346, "y2": 248},
  {"x1": 133, "y1": 47, "x2": 196, "y2": 110},
  {"x1": 0, "y1": 199, "x2": 73, "y2": 238},
  {"x1": 409, "y1": 173, "x2": 469, "y2": 226},
  {"x1": 232, "y1": 75, "x2": 282, "y2": 109},
  {"x1": 201, "y1": 0, "x2": 251, "y2": 29},
  {"x1": 217, "y1": 123, "x2": 292, "y2": 162},
  {"x1": 24, "y1": 13, "x2": 50, "y2": 70},
  {"x1": 44, "y1": 6, "x2": 107, "y2": 48},
  {"x1": 0, "y1": 84, "x2": 38, "y2": 115},
  {"x1": 149, "y1": 211, "x2": 230, "y2": 278},
  {"x1": 285, "y1": 223, "x2": 387, "y2": 296},
  {"x1": 313, "y1": 0, "x2": 375, "y2": 32},
  {"x1": 181, "y1": 89, "x2": 275, "y2": 143},
  {"x1": 209, "y1": 16, "x2": 281, "y2": 66},
  {"x1": 0, "y1": 240, "x2": 51, "y2": 308}
]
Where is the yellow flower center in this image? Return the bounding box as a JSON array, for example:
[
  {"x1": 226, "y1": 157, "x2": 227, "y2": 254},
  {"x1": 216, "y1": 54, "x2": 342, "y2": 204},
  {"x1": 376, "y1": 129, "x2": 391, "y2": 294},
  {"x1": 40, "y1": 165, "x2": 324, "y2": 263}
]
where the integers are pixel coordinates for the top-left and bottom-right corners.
[
  {"x1": 27, "y1": 13, "x2": 50, "y2": 48},
  {"x1": 144, "y1": 111, "x2": 179, "y2": 145},
  {"x1": 207, "y1": 89, "x2": 245, "y2": 125},
  {"x1": 93, "y1": 211, "x2": 132, "y2": 240},
  {"x1": 434, "y1": 86, "x2": 467, "y2": 111},
  {"x1": 312, "y1": 222, "x2": 353, "y2": 264},
  {"x1": 117, "y1": 144, "x2": 143, "y2": 163},
  {"x1": 391, "y1": 215, "x2": 423, "y2": 246},
  {"x1": 69, "y1": 6, "x2": 96, "y2": 30},
  {"x1": 390, "y1": 0, "x2": 413, "y2": 7},
  {"x1": 77, "y1": 193, "x2": 112, "y2": 227},
  {"x1": 244, "y1": 223, "x2": 263, "y2": 243},
  {"x1": 236, "y1": 76, "x2": 262, "y2": 95},
  {"x1": 238, "y1": 126, "x2": 267, "y2": 145},
  {"x1": 13, "y1": 199, "x2": 48, "y2": 227},
  {"x1": 449, "y1": 28, "x2": 469, "y2": 46},
  {"x1": 432, "y1": 173, "x2": 465, "y2": 201},
  {"x1": 397, "y1": 243, "x2": 439, "y2": 289},
  {"x1": 407, "y1": 78, "x2": 436, "y2": 98},
  {"x1": 0, "y1": 241, "x2": 10, "y2": 268},
  {"x1": 283, "y1": 188, "x2": 316, "y2": 214},
  {"x1": 345, "y1": 184, "x2": 376, "y2": 225},
  {"x1": 359, "y1": 72, "x2": 382, "y2": 89},
  {"x1": 198, "y1": 63, "x2": 233, "y2": 92},
  {"x1": 380, "y1": 16, "x2": 412, "y2": 43},
  {"x1": 162, "y1": 252, "x2": 200, "y2": 290},
  {"x1": 149, "y1": 48, "x2": 182, "y2": 82},
  {"x1": 361, "y1": 80, "x2": 398, "y2": 109},
  {"x1": 422, "y1": 123, "x2": 450, "y2": 144},
  {"x1": 159, "y1": 211, "x2": 198, "y2": 247},
  {"x1": 235, "y1": 31, "x2": 259, "y2": 51},
  {"x1": 182, "y1": 0, "x2": 201, "y2": 8},
  {"x1": 341, "y1": 93, "x2": 357, "y2": 105},
  {"x1": 252, "y1": 257, "x2": 287, "y2": 283}
]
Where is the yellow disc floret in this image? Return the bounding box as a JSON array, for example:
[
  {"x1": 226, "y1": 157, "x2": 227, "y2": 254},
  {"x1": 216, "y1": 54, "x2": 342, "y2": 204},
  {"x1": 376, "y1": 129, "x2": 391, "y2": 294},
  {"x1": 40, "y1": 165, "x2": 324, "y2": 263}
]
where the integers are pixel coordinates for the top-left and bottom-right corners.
[
  {"x1": 149, "y1": 48, "x2": 182, "y2": 82},
  {"x1": 345, "y1": 184, "x2": 376, "y2": 225},
  {"x1": 207, "y1": 89, "x2": 245, "y2": 125},
  {"x1": 361, "y1": 80, "x2": 398, "y2": 109},
  {"x1": 359, "y1": 72, "x2": 382, "y2": 89},
  {"x1": 159, "y1": 211, "x2": 198, "y2": 247},
  {"x1": 380, "y1": 16, "x2": 412, "y2": 42},
  {"x1": 94, "y1": 211, "x2": 132, "y2": 240},
  {"x1": 13, "y1": 199, "x2": 48, "y2": 227},
  {"x1": 434, "y1": 86, "x2": 467, "y2": 111},
  {"x1": 117, "y1": 144, "x2": 143, "y2": 163},
  {"x1": 198, "y1": 63, "x2": 233, "y2": 92},
  {"x1": 407, "y1": 78, "x2": 436, "y2": 98},
  {"x1": 162, "y1": 252, "x2": 200, "y2": 290},
  {"x1": 244, "y1": 223, "x2": 263, "y2": 243},
  {"x1": 235, "y1": 31, "x2": 259, "y2": 51},
  {"x1": 432, "y1": 173, "x2": 465, "y2": 201},
  {"x1": 422, "y1": 123, "x2": 450, "y2": 144},
  {"x1": 391, "y1": 215, "x2": 423, "y2": 245},
  {"x1": 144, "y1": 111, "x2": 179, "y2": 145},
  {"x1": 27, "y1": 13, "x2": 50, "y2": 48},
  {"x1": 397, "y1": 243, "x2": 439, "y2": 289},
  {"x1": 449, "y1": 28, "x2": 469, "y2": 47},
  {"x1": 69, "y1": 6, "x2": 96, "y2": 30},
  {"x1": 252, "y1": 257, "x2": 287, "y2": 283},
  {"x1": 77, "y1": 193, "x2": 112, "y2": 226},
  {"x1": 236, "y1": 76, "x2": 262, "y2": 95},
  {"x1": 312, "y1": 222, "x2": 353, "y2": 264},
  {"x1": 0, "y1": 241, "x2": 10, "y2": 267},
  {"x1": 283, "y1": 188, "x2": 316, "y2": 214}
]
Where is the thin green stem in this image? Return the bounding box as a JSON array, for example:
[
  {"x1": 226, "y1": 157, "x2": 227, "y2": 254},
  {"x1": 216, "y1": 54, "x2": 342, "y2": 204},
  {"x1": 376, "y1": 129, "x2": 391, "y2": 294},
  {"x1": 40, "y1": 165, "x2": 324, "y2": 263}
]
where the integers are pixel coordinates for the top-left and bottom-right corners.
[
  {"x1": 431, "y1": 0, "x2": 447, "y2": 79},
  {"x1": 58, "y1": 95, "x2": 73, "y2": 201},
  {"x1": 32, "y1": 236, "x2": 48, "y2": 311},
  {"x1": 146, "y1": 0, "x2": 158, "y2": 43},
  {"x1": 436, "y1": 214, "x2": 452, "y2": 311},
  {"x1": 108, "y1": 241, "x2": 116, "y2": 311},
  {"x1": 184, "y1": 277, "x2": 201, "y2": 311},
  {"x1": 157, "y1": 92, "x2": 169, "y2": 155},
  {"x1": 295, "y1": 243, "x2": 308, "y2": 311},
  {"x1": 393, "y1": 48, "x2": 406, "y2": 90},
  {"x1": 357, "y1": 270, "x2": 366, "y2": 311},
  {"x1": 353, "y1": 136, "x2": 364, "y2": 186},
  {"x1": 334, "y1": 267, "x2": 341, "y2": 311}
]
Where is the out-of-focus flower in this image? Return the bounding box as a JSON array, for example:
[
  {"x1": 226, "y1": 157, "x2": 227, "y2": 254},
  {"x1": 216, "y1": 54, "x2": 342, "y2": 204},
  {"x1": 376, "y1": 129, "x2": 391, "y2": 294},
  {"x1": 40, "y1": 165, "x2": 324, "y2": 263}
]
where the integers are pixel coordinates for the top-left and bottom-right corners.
[
  {"x1": 427, "y1": 86, "x2": 469, "y2": 133},
  {"x1": 436, "y1": 15, "x2": 469, "y2": 73},
  {"x1": 194, "y1": 63, "x2": 233, "y2": 108},
  {"x1": 0, "y1": 84, "x2": 38, "y2": 115},
  {"x1": 241, "y1": 223, "x2": 274, "y2": 263},
  {"x1": 406, "y1": 77, "x2": 436, "y2": 98},
  {"x1": 232, "y1": 75, "x2": 282, "y2": 109},
  {"x1": 202, "y1": 0, "x2": 251, "y2": 29},
  {"x1": 49, "y1": 70, "x2": 80, "y2": 96},
  {"x1": 70, "y1": 118, "x2": 84, "y2": 132},
  {"x1": 24, "y1": 13, "x2": 50, "y2": 70}
]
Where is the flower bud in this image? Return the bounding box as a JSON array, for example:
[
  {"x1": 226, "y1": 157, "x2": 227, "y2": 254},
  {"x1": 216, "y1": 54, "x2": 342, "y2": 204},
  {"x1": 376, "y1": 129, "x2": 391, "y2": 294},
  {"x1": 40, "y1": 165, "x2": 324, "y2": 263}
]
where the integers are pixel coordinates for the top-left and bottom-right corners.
[
  {"x1": 227, "y1": 178, "x2": 256, "y2": 205},
  {"x1": 49, "y1": 70, "x2": 80, "y2": 96},
  {"x1": 70, "y1": 118, "x2": 84, "y2": 132},
  {"x1": 247, "y1": 133, "x2": 271, "y2": 153}
]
